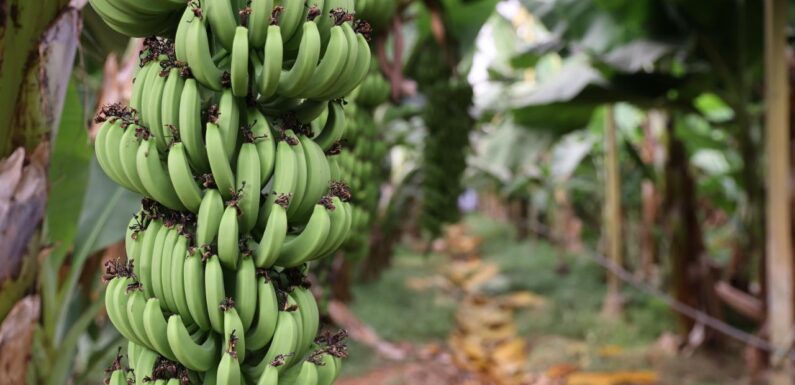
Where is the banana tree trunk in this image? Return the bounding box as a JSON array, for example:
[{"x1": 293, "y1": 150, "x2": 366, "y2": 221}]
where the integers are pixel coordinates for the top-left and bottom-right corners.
[
  {"x1": 602, "y1": 105, "x2": 623, "y2": 317},
  {"x1": 0, "y1": 7, "x2": 82, "y2": 382},
  {"x1": 764, "y1": 0, "x2": 792, "y2": 382}
]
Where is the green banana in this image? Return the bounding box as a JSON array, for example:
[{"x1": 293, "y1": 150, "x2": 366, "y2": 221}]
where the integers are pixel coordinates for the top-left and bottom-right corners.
[
  {"x1": 249, "y1": 0, "x2": 274, "y2": 48},
  {"x1": 216, "y1": 348, "x2": 242, "y2": 385},
  {"x1": 170, "y1": 234, "x2": 194, "y2": 324},
  {"x1": 256, "y1": 363, "x2": 280, "y2": 385},
  {"x1": 125, "y1": 213, "x2": 144, "y2": 264},
  {"x1": 257, "y1": 139, "x2": 297, "y2": 230},
  {"x1": 278, "y1": 22, "x2": 321, "y2": 98},
  {"x1": 144, "y1": 64, "x2": 168, "y2": 151},
  {"x1": 334, "y1": 32, "x2": 372, "y2": 98},
  {"x1": 131, "y1": 61, "x2": 155, "y2": 113},
  {"x1": 217, "y1": 205, "x2": 240, "y2": 269},
  {"x1": 106, "y1": 277, "x2": 142, "y2": 345},
  {"x1": 244, "y1": 311, "x2": 298, "y2": 379},
  {"x1": 205, "y1": 0, "x2": 238, "y2": 51},
  {"x1": 136, "y1": 138, "x2": 187, "y2": 211},
  {"x1": 283, "y1": 360, "x2": 319, "y2": 385},
  {"x1": 236, "y1": 142, "x2": 262, "y2": 233},
  {"x1": 302, "y1": 25, "x2": 347, "y2": 98},
  {"x1": 231, "y1": 26, "x2": 250, "y2": 97},
  {"x1": 96, "y1": 119, "x2": 130, "y2": 189},
  {"x1": 206, "y1": 122, "x2": 236, "y2": 201},
  {"x1": 315, "y1": 22, "x2": 357, "y2": 100},
  {"x1": 247, "y1": 108, "x2": 276, "y2": 185},
  {"x1": 275, "y1": 0, "x2": 305, "y2": 42},
  {"x1": 255, "y1": 202, "x2": 288, "y2": 268},
  {"x1": 174, "y1": 6, "x2": 194, "y2": 62},
  {"x1": 276, "y1": 204, "x2": 331, "y2": 267},
  {"x1": 161, "y1": 67, "x2": 185, "y2": 147},
  {"x1": 185, "y1": 11, "x2": 224, "y2": 91},
  {"x1": 184, "y1": 248, "x2": 212, "y2": 331},
  {"x1": 179, "y1": 78, "x2": 211, "y2": 172},
  {"x1": 245, "y1": 275, "x2": 279, "y2": 350},
  {"x1": 167, "y1": 142, "x2": 203, "y2": 212},
  {"x1": 313, "y1": 101, "x2": 346, "y2": 151},
  {"x1": 234, "y1": 255, "x2": 257, "y2": 331},
  {"x1": 167, "y1": 315, "x2": 219, "y2": 371},
  {"x1": 258, "y1": 25, "x2": 284, "y2": 99},
  {"x1": 132, "y1": 345, "x2": 158, "y2": 385},
  {"x1": 204, "y1": 254, "x2": 226, "y2": 333},
  {"x1": 292, "y1": 136, "x2": 331, "y2": 222},
  {"x1": 118, "y1": 124, "x2": 149, "y2": 195},
  {"x1": 125, "y1": 287, "x2": 154, "y2": 350},
  {"x1": 158, "y1": 227, "x2": 180, "y2": 312},
  {"x1": 104, "y1": 120, "x2": 136, "y2": 191},
  {"x1": 150, "y1": 226, "x2": 176, "y2": 309},
  {"x1": 315, "y1": 353, "x2": 339, "y2": 385},
  {"x1": 89, "y1": 0, "x2": 180, "y2": 38},
  {"x1": 294, "y1": 100, "x2": 329, "y2": 124},
  {"x1": 286, "y1": 133, "x2": 308, "y2": 219},
  {"x1": 197, "y1": 189, "x2": 225, "y2": 247},
  {"x1": 222, "y1": 302, "x2": 247, "y2": 362},
  {"x1": 107, "y1": 369, "x2": 128, "y2": 385},
  {"x1": 137, "y1": 219, "x2": 162, "y2": 298},
  {"x1": 217, "y1": 89, "x2": 240, "y2": 161},
  {"x1": 291, "y1": 287, "x2": 320, "y2": 359},
  {"x1": 312, "y1": 196, "x2": 349, "y2": 259},
  {"x1": 142, "y1": 297, "x2": 177, "y2": 360}
]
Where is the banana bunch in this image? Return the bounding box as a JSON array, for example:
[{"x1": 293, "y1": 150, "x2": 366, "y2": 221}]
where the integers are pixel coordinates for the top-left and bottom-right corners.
[
  {"x1": 88, "y1": 0, "x2": 380, "y2": 382},
  {"x1": 329, "y1": 70, "x2": 390, "y2": 259},
  {"x1": 87, "y1": 0, "x2": 184, "y2": 37},
  {"x1": 352, "y1": 71, "x2": 391, "y2": 110},
  {"x1": 417, "y1": 78, "x2": 474, "y2": 239},
  {"x1": 404, "y1": 35, "x2": 475, "y2": 239},
  {"x1": 103, "y1": 246, "x2": 346, "y2": 385},
  {"x1": 352, "y1": 0, "x2": 396, "y2": 32}
]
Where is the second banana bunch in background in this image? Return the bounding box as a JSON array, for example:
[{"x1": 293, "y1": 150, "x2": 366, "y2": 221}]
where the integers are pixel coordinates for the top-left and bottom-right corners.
[{"x1": 86, "y1": 0, "x2": 392, "y2": 383}]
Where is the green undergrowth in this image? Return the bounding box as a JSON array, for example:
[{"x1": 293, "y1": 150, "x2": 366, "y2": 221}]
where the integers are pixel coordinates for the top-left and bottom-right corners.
[
  {"x1": 342, "y1": 247, "x2": 457, "y2": 376},
  {"x1": 339, "y1": 214, "x2": 742, "y2": 384},
  {"x1": 464, "y1": 214, "x2": 677, "y2": 349}
]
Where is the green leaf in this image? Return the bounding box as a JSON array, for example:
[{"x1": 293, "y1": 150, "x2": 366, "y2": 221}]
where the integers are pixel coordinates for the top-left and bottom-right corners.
[
  {"x1": 597, "y1": 39, "x2": 674, "y2": 73},
  {"x1": 46, "y1": 296, "x2": 105, "y2": 385},
  {"x1": 74, "y1": 331, "x2": 123, "y2": 385},
  {"x1": 45, "y1": 79, "x2": 91, "y2": 268},
  {"x1": 75, "y1": 158, "x2": 141, "y2": 254},
  {"x1": 694, "y1": 93, "x2": 735, "y2": 123},
  {"x1": 53, "y1": 181, "x2": 126, "y2": 344},
  {"x1": 510, "y1": 41, "x2": 561, "y2": 69}
]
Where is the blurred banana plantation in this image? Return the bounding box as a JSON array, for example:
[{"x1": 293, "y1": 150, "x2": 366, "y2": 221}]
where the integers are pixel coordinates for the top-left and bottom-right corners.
[{"x1": 2, "y1": 0, "x2": 795, "y2": 384}]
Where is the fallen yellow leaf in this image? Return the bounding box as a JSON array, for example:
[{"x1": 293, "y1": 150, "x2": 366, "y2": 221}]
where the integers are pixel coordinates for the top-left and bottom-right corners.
[
  {"x1": 462, "y1": 263, "x2": 501, "y2": 291},
  {"x1": 499, "y1": 291, "x2": 547, "y2": 309},
  {"x1": 597, "y1": 345, "x2": 624, "y2": 357},
  {"x1": 566, "y1": 371, "x2": 658, "y2": 385}
]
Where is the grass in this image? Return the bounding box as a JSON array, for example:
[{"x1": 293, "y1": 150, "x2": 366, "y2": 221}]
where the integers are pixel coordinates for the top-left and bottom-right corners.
[
  {"x1": 343, "y1": 248, "x2": 457, "y2": 376},
  {"x1": 464, "y1": 214, "x2": 677, "y2": 348},
  {"x1": 340, "y1": 214, "x2": 745, "y2": 384}
]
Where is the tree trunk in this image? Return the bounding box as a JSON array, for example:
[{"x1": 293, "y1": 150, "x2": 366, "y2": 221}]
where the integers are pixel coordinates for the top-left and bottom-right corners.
[
  {"x1": 360, "y1": 215, "x2": 405, "y2": 282},
  {"x1": 331, "y1": 254, "x2": 354, "y2": 303},
  {"x1": 0, "y1": 3, "x2": 82, "y2": 383},
  {"x1": 639, "y1": 111, "x2": 662, "y2": 282},
  {"x1": 764, "y1": 0, "x2": 793, "y2": 382},
  {"x1": 602, "y1": 105, "x2": 623, "y2": 317},
  {"x1": 514, "y1": 197, "x2": 530, "y2": 240},
  {"x1": 663, "y1": 115, "x2": 723, "y2": 338},
  {"x1": 0, "y1": 0, "x2": 81, "y2": 323}
]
